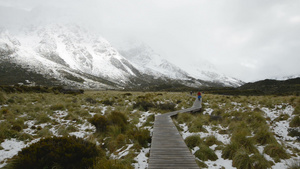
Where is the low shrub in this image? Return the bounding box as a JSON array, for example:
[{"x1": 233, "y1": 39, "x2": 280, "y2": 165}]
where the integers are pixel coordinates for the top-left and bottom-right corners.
[
  {"x1": 194, "y1": 144, "x2": 218, "y2": 161},
  {"x1": 9, "y1": 136, "x2": 100, "y2": 169},
  {"x1": 264, "y1": 143, "x2": 290, "y2": 162},
  {"x1": 101, "y1": 99, "x2": 114, "y2": 106},
  {"x1": 133, "y1": 101, "x2": 154, "y2": 111},
  {"x1": 156, "y1": 102, "x2": 176, "y2": 111},
  {"x1": 89, "y1": 115, "x2": 108, "y2": 133},
  {"x1": 185, "y1": 135, "x2": 202, "y2": 149},
  {"x1": 290, "y1": 116, "x2": 300, "y2": 127},
  {"x1": 50, "y1": 104, "x2": 65, "y2": 111},
  {"x1": 85, "y1": 97, "x2": 97, "y2": 104},
  {"x1": 288, "y1": 128, "x2": 300, "y2": 138}
]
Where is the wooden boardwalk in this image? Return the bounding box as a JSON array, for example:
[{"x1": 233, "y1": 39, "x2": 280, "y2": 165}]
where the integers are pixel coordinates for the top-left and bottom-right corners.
[{"x1": 148, "y1": 97, "x2": 202, "y2": 169}]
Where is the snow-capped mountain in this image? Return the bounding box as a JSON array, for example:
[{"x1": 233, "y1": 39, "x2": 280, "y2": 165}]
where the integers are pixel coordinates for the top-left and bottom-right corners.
[
  {"x1": 117, "y1": 41, "x2": 244, "y2": 87},
  {"x1": 0, "y1": 23, "x2": 244, "y2": 89},
  {"x1": 0, "y1": 24, "x2": 144, "y2": 89},
  {"x1": 118, "y1": 42, "x2": 190, "y2": 80}
]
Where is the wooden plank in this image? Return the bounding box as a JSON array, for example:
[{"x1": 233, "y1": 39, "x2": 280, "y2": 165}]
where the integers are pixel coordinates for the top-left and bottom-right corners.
[{"x1": 148, "y1": 98, "x2": 201, "y2": 169}]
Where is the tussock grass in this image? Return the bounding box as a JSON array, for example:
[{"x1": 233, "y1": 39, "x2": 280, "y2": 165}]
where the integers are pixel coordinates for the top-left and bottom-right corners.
[
  {"x1": 232, "y1": 149, "x2": 253, "y2": 169},
  {"x1": 222, "y1": 142, "x2": 239, "y2": 160},
  {"x1": 194, "y1": 144, "x2": 218, "y2": 161},
  {"x1": 290, "y1": 116, "x2": 300, "y2": 127},
  {"x1": 253, "y1": 126, "x2": 277, "y2": 145},
  {"x1": 176, "y1": 113, "x2": 193, "y2": 124},
  {"x1": 184, "y1": 135, "x2": 202, "y2": 149},
  {"x1": 287, "y1": 160, "x2": 300, "y2": 169},
  {"x1": 0, "y1": 91, "x2": 6, "y2": 104},
  {"x1": 204, "y1": 135, "x2": 222, "y2": 146},
  {"x1": 264, "y1": 143, "x2": 290, "y2": 162}
]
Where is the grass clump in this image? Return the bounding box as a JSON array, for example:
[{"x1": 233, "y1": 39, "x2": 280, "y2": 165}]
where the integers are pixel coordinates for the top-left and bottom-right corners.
[
  {"x1": 184, "y1": 135, "x2": 202, "y2": 149},
  {"x1": 133, "y1": 101, "x2": 154, "y2": 111},
  {"x1": 50, "y1": 104, "x2": 65, "y2": 111},
  {"x1": 222, "y1": 142, "x2": 239, "y2": 160},
  {"x1": 0, "y1": 91, "x2": 6, "y2": 104},
  {"x1": 288, "y1": 128, "x2": 300, "y2": 138},
  {"x1": 263, "y1": 143, "x2": 290, "y2": 162},
  {"x1": 290, "y1": 116, "x2": 300, "y2": 127},
  {"x1": 89, "y1": 115, "x2": 108, "y2": 133},
  {"x1": 194, "y1": 144, "x2": 218, "y2": 161},
  {"x1": 204, "y1": 135, "x2": 222, "y2": 146},
  {"x1": 232, "y1": 149, "x2": 252, "y2": 169},
  {"x1": 9, "y1": 136, "x2": 100, "y2": 169},
  {"x1": 287, "y1": 160, "x2": 300, "y2": 169},
  {"x1": 253, "y1": 127, "x2": 277, "y2": 145},
  {"x1": 176, "y1": 113, "x2": 193, "y2": 124}
]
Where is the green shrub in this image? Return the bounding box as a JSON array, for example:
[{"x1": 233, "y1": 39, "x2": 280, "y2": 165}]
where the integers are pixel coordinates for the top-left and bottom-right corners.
[
  {"x1": 194, "y1": 144, "x2": 218, "y2": 161},
  {"x1": 264, "y1": 143, "x2": 290, "y2": 162},
  {"x1": 185, "y1": 135, "x2": 202, "y2": 149},
  {"x1": 232, "y1": 149, "x2": 253, "y2": 169},
  {"x1": 89, "y1": 115, "x2": 108, "y2": 133},
  {"x1": 290, "y1": 116, "x2": 300, "y2": 127},
  {"x1": 9, "y1": 136, "x2": 100, "y2": 169}
]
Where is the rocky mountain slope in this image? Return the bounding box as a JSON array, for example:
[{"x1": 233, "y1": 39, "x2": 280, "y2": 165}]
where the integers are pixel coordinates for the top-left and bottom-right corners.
[{"x1": 0, "y1": 24, "x2": 244, "y2": 90}]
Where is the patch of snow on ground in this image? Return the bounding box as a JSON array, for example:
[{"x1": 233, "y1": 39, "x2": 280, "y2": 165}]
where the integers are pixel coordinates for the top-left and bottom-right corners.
[
  {"x1": 111, "y1": 144, "x2": 134, "y2": 159},
  {"x1": 136, "y1": 111, "x2": 153, "y2": 128},
  {"x1": 203, "y1": 108, "x2": 213, "y2": 115},
  {"x1": 0, "y1": 138, "x2": 40, "y2": 168},
  {"x1": 205, "y1": 150, "x2": 234, "y2": 169},
  {"x1": 133, "y1": 148, "x2": 150, "y2": 169}
]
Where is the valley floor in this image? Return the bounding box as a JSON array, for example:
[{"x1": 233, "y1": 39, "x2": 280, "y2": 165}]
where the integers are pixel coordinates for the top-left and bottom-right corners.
[{"x1": 0, "y1": 91, "x2": 299, "y2": 168}]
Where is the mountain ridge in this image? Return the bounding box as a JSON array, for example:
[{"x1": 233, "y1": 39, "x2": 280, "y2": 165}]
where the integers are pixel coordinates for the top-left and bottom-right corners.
[{"x1": 1, "y1": 24, "x2": 244, "y2": 90}]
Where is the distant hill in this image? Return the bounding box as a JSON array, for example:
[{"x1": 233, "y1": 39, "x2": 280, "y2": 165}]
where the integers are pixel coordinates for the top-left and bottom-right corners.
[
  {"x1": 202, "y1": 77, "x2": 300, "y2": 96},
  {"x1": 238, "y1": 77, "x2": 300, "y2": 95}
]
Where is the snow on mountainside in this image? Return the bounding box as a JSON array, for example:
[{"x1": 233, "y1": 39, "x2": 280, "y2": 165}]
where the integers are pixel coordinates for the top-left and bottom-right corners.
[
  {"x1": 0, "y1": 23, "x2": 244, "y2": 89},
  {"x1": 118, "y1": 42, "x2": 190, "y2": 80},
  {"x1": 0, "y1": 24, "x2": 142, "y2": 89},
  {"x1": 117, "y1": 41, "x2": 244, "y2": 87}
]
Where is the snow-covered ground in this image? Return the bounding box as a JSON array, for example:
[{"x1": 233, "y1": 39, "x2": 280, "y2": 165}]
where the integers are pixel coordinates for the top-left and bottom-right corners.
[
  {"x1": 0, "y1": 101, "x2": 153, "y2": 168},
  {"x1": 177, "y1": 101, "x2": 300, "y2": 169}
]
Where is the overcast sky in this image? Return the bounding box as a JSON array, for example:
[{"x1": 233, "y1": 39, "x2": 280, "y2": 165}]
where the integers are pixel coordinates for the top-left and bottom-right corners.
[{"x1": 1, "y1": 0, "x2": 299, "y2": 82}]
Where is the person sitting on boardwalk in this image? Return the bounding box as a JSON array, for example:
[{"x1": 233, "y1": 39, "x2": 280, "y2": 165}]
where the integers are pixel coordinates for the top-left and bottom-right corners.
[{"x1": 197, "y1": 92, "x2": 202, "y2": 101}]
